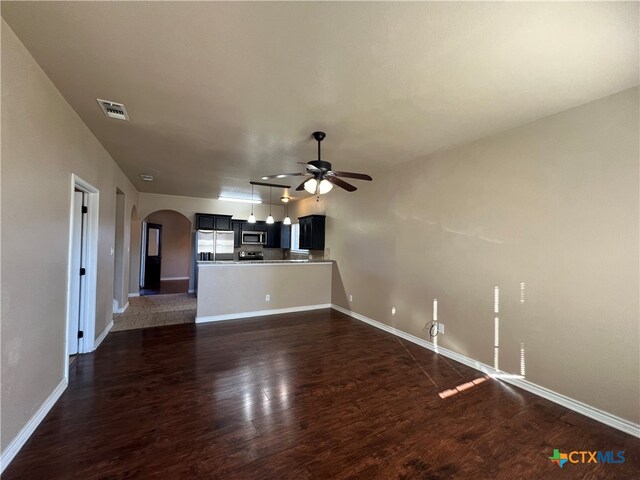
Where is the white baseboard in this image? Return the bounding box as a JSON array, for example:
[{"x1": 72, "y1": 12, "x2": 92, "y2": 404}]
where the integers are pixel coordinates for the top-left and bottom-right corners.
[
  {"x1": 331, "y1": 304, "x2": 640, "y2": 439},
  {"x1": 114, "y1": 302, "x2": 129, "y2": 314},
  {"x1": 188, "y1": 289, "x2": 195, "y2": 294},
  {"x1": 128, "y1": 292, "x2": 140, "y2": 298},
  {"x1": 160, "y1": 276, "x2": 189, "y2": 281},
  {"x1": 0, "y1": 378, "x2": 67, "y2": 473},
  {"x1": 196, "y1": 304, "x2": 331, "y2": 324},
  {"x1": 94, "y1": 320, "x2": 113, "y2": 350}
]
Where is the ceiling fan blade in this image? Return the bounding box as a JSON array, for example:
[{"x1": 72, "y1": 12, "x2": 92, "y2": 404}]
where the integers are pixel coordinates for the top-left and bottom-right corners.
[
  {"x1": 261, "y1": 172, "x2": 307, "y2": 180},
  {"x1": 332, "y1": 171, "x2": 372, "y2": 181},
  {"x1": 325, "y1": 176, "x2": 357, "y2": 192},
  {"x1": 295, "y1": 179, "x2": 309, "y2": 191}
]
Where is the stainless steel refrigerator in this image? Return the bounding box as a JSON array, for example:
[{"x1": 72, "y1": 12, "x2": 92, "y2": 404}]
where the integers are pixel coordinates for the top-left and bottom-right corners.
[{"x1": 194, "y1": 230, "x2": 234, "y2": 294}]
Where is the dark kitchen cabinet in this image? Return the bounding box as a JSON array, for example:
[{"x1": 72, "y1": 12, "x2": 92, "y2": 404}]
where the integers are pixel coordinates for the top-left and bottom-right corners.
[
  {"x1": 215, "y1": 216, "x2": 232, "y2": 231},
  {"x1": 265, "y1": 222, "x2": 281, "y2": 248},
  {"x1": 195, "y1": 214, "x2": 232, "y2": 231},
  {"x1": 298, "y1": 215, "x2": 325, "y2": 250},
  {"x1": 280, "y1": 223, "x2": 291, "y2": 249},
  {"x1": 195, "y1": 213, "x2": 214, "y2": 230},
  {"x1": 232, "y1": 220, "x2": 244, "y2": 247}
]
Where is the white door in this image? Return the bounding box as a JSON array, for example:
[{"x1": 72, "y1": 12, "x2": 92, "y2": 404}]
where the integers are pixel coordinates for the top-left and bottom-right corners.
[{"x1": 68, "y1": 191, "x2": 87, "y2": 355}]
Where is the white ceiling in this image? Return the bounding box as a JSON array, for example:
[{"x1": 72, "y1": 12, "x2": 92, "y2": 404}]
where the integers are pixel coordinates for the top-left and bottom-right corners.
[{"x1": 2, "y1": 1, "x2": 638, "y2": 202}]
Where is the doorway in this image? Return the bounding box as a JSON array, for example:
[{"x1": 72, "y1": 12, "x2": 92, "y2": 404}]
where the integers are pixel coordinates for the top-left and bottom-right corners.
[
  {"x1": 66, "y1": 175, "x2": 99, "y2": 365},
  {"x1": 143, "y1": 222, "x2": 163, "y2": 289},
  {"x1": 112, "y1": 189, "x2": 126, "y2": 313},
  {"x1": 139, "y1": 210, "x2": 191, "y2": 295}
]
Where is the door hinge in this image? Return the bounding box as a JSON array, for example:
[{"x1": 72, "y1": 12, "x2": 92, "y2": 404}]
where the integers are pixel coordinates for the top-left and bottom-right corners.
[
  {"x1": 80, "y1": 268, "x2": 86, "y2": 276},
  {"x1": 77, "y1": 330, "x2": 84, "y2": 339},
  {"x1": 81, "y1": 205, "x2": 88, "y2": 214}
]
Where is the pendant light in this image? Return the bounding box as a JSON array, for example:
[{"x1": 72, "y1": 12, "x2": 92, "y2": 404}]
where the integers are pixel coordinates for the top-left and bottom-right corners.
[
  {"x1": 283, "y1": 202, "x2": 291, "y2": 225},
  {"x1": 266, "y1": 186, "x2": 274, "y2": 224},
  {"x1": 248, "y1": 183, "x2": 256, "y2": 223}
]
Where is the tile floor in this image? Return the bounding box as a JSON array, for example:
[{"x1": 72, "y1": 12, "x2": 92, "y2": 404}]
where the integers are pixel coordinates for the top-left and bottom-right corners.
[{"x1": 112, "y1": 293, "x2": 196, "y2": 331}]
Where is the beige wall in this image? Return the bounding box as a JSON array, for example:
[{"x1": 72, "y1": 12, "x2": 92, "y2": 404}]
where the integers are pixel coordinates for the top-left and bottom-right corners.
[
  {"x1": 1, "y1": 22, "x2": 138, "y2": 452},
  {"x1": 291, "y1": 87, "x2": 640, "y2": 423},
  {"x1": 146, "y1": 210, "x2": 191, "y2": 280},
  {"x1": 196, "y1": 263, "x2": 332, "y2": 319}
]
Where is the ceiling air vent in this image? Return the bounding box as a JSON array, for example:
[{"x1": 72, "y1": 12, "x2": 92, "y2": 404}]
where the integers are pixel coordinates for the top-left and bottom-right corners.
[
  {"x1": 96, "y1": 99, "x2": 129, "y2": 120},
  {"x1": 140, "y1": 174, "x2": 154, "y2": 182}
]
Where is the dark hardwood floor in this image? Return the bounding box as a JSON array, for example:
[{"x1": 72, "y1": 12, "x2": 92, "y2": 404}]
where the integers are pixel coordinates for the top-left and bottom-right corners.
[{"x1": 4, "y1": 309, "x2": 638, "y2": 479}]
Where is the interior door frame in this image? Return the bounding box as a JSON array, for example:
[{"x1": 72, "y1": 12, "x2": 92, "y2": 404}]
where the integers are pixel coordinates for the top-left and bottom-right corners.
[{"x1": 65, "y1": 174, "x2": 99, "y2": 377}]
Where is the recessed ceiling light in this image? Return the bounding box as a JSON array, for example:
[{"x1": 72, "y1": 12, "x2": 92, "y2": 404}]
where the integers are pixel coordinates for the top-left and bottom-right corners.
[
  {"x1": 218, "y1": 196, "x2": 262, "y2": 204},
  {"x1": 140, "y1": 174, "x2": 154, "y2": 181}
]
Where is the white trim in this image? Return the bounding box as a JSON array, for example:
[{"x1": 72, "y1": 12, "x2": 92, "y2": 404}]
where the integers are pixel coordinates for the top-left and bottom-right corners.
[
  {"x1": 128, "y1": 292, "x2": 140, "y2": 298},
  {"x1": 94, "y1": 320, "x2": 114, "y2": 350},
  {"x1": 331, "y1": 304, "x2": 640, "y2": 439},
  {"x1": 0, "y1": 379, "x2": 67, "y2": 473},
  {"x1": 160, "y1": 276, "x2": 189, "y2": 281},
  {"x1": 115, "y1": 302, "x2": 129, "y2": 314},
  {"x1": 188, "y1": 289, "x2": 195, "y2": 294},
  {"x1": 196, "y1": 304, "x2": 331, "y2": 324}
]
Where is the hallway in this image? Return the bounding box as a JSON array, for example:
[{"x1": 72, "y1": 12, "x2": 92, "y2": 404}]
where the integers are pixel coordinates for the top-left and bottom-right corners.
[{"x1": 112, "y1": 293, "x2": 196, "y2": 332}]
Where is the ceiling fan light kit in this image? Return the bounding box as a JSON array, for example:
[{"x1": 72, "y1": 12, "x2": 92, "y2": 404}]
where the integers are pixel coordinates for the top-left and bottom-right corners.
[
  {"x1": 304, "y1": 178, "x2": 333, "y2": 194},
  {"x1": 261, "y1": 131, "x2": 372, "y2": 199}
]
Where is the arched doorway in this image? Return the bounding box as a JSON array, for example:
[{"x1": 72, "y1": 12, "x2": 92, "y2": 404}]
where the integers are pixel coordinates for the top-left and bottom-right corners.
[{"x1": 140, "y1": 210, "x2": 191, "y2": 295}]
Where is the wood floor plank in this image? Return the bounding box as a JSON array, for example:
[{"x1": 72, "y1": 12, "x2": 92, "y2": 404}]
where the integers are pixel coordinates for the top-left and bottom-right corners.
[{"x1": 3, "y1": 308, "x2": 638, "y2": 479}]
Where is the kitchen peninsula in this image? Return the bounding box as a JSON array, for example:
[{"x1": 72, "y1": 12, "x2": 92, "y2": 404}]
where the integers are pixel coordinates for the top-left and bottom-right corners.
[{"x1": 195, "y1": 260, "x2": 333, "y2": 323}]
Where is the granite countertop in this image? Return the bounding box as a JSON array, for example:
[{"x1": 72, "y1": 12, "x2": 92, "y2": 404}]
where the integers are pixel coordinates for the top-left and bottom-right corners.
[{"x1": 197, "y1": 259, "x2": 333, "y2": 265}]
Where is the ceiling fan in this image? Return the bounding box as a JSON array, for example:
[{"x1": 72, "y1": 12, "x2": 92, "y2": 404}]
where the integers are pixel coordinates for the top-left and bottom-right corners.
[{"x1": 261, "y1": 131, "x2": 372, "y2": 195}]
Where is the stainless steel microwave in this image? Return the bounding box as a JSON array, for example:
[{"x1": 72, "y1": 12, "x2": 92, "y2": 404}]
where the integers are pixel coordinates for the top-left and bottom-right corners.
[{"x1": 241, "y1": 230, "x2": 267, "y2": 245}]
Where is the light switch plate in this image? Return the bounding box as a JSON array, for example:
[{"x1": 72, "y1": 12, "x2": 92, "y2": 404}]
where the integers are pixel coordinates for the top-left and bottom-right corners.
[{"x1": 438, "y1": 323, "x2": 445, "y2": 334}]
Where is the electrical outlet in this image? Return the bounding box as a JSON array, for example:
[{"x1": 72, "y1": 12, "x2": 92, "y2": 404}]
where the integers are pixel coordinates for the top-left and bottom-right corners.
[
  {"x1": 391, "y1": 307, "x2": 396, "y2": 316},
  {"x1": 110, "y1": 247, "x2": 114, "y2": 256},
  {"x1": 349, "y1": 294, "x2": 353, "y2": 302},
  {"x1": 438, "y1": 323, "x2": 445, "y2": 334},
  {"x1": 265, "y1": 294, "x2": 271, "y2": 302}
]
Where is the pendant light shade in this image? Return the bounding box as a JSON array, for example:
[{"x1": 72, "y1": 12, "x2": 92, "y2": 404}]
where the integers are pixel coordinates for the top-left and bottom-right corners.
[
  {"x1": 266, "y1": 186, "x2": 274, "y2": 224},
  {"x1": 304, "y1": 178, "x2": 333, "y2": 195},
  {"x1": 283, "y1": 203, "x2": 291, "y2": 225},
  {"x1": 248, "y1": 183, "x2": 256, "y2": 223}
]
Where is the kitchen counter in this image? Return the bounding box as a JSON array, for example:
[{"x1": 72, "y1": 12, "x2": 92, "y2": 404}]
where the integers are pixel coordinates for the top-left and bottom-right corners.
[
  {"x1": 197, "y1": 259, "x2": 333, "y2": 265},
  {"x1": 196, "y1": 260, "x2": 332, "y2": 323}
]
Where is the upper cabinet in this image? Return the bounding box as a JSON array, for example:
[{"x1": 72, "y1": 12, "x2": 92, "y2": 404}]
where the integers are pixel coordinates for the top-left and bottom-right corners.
[
  {"x1": 265, "y1": 222, "x2": 281, "y2": 248},
  {"x1": 195, "y1": 214, "x2": 233, "y2": 231},
  {"x1": 231, "y1": 220, "x2": 244, "y2": 247},
  {"x1": 298, "y1": 215, "x2": 325, "y2": 250},
  {"x1": 280, "y1": 223, "x2": 291, "y2": 250}
]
